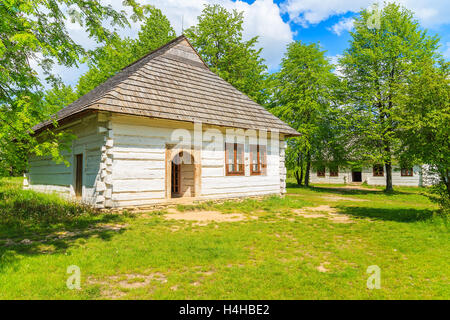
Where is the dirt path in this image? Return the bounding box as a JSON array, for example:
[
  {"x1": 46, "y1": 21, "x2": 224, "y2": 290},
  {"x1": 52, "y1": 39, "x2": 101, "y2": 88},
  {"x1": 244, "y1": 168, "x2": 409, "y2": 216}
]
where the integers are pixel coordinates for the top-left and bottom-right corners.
[
  {"x1": 165, "y1": 209, "x2": 247, "y2": 224},
  {"x1": 293, "y1": 205, "x2": 354, "y2": 223}
]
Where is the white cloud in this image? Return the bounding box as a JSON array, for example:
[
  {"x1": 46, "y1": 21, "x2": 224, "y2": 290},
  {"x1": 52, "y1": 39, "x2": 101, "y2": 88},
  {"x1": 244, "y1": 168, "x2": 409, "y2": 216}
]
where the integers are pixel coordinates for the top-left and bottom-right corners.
[
  {"x1": 328, "y1": 17, "x2": 354, "y2": 36},
  {"x1": 50, "y1": 0, "x2": 293, "y2": 87},
  {"x1": 280, "y1": 0, "x2": 367, "y2": 27},
  {"x1": 443, "y1": 42, "x2": 450, "y2": 60},
  {"x1": 328, "y1": 54, "x2": 344, "y2": 77},
  {"x1": 281, "y1": 0, "x2": 450, "y2": 28},
  {"x1": 138, "y1": 0, "x2": 293, "y2": 71},
  {"x1": 220, "y1": 0, "x2": 294, "y2": 71}
]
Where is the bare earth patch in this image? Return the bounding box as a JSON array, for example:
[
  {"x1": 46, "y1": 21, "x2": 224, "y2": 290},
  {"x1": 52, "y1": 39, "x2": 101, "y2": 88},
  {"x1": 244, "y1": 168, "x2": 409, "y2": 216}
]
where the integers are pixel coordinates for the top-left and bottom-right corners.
[
  {"x1": 333, "y1": 185, "x2": 379, "y2": 191},
  {"x1": 296, "y1": 212, "x2": 327, "y2": 218},
  {"x1": 165, "y1": 210, "x2": 246, "y2": 223},
  {"x1": 114, "y1": 273, "x2": 167, "y2": 289},
  {"x1": 321, "y1": 195, "x2": 368, "y2": 202},
  {"x1": 87, "y1": 272, "x2": 167, "y2": 298},
  {"x1": 317, "y1": 262, "x2": 330, "y2": 273},
  {"x1": 294, "y1": 205, "x2": 354, "y2": 223}
]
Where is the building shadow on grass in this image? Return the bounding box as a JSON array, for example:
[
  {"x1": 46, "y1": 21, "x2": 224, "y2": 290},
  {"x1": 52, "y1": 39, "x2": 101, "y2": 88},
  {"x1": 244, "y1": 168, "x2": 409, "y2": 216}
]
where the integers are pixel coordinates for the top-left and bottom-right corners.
[
  {"x1": 0, "y1": 215, "x2": 128, "y2": 272},
  {"x1": 286, "y1": 182, "x2": 414, "y2": 196},
  {"x1": 337, "y1": 206, "x2": 435, "y2": 223}
]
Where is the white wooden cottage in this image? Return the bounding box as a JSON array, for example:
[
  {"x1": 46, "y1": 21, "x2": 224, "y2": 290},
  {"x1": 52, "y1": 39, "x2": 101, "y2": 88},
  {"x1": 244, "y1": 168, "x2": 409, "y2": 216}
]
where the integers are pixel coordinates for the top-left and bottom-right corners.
[
  {"x1": 309, "y1": 164, "x2": 435, "y2": 186},
  {"x1": 25, "y1": 36, "x2": 299, "y2": 208}
]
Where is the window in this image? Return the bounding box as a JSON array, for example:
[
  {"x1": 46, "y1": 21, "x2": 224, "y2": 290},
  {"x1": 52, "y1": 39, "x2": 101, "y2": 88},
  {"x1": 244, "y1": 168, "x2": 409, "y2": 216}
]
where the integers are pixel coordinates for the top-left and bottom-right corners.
[
  {"x1": 401, "y1": 167, "x2": 413, "y2": 176},
  {"x1": 373, "y1": 164, "x2": 384, "y2": 177},
  {"x1": 225, "y1": 143, "x2": 244, "y2": 176},
  {"x1": 329, "y1": 165, "x2": 339, "y2": 177},
  {"x1": 317, "y1": 166, "x2": 325, "y2": 177},
  {"x1": 250, "y1": 144, "x2": 267, "y2": 176}
]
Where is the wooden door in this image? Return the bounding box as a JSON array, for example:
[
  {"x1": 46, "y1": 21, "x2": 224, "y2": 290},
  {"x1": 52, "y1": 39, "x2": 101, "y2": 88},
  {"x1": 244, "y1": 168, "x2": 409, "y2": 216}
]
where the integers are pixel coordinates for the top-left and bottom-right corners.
[
  {"x1": 352, "y1": 171, "x2": 362, "y2": 182},
  {"x1": 171, "y1": 161, "x2": 180, "y2": 196},
  {"x1": 75, "y1": 154, "x2": 83, "y2": 198}
]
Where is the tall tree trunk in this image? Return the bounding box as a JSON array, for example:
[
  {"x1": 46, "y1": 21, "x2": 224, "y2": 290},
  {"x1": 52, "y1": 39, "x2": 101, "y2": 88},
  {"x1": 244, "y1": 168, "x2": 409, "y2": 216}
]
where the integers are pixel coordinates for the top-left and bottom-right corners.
[
  {"x1": 298, "y1": 152, "x2": 304, "y2": 186},
  {"x1": 385, "y1": 162, "x2": 393, "y2": 192},
  {"x1": 294, "y1": 170, "x2": 301, "y2": 185},
  {"x1": 446, "y1": 169, "x2": 450, "y2": 197},
  {"x1": 442, "y1": 169, "x2": 450, "y2": 197},
  {"x1": 385, "y1": 152, "x2": 393, "y2": 192},
  {"x1": 299, "y1": 165, "x2": 304, "y2": 186},
  {"x1": 294, "y1": 152, "x2": 304, "y2": 186},
  {"x1": 304, "y1": 151, "x2": 311, "y2": 187}
]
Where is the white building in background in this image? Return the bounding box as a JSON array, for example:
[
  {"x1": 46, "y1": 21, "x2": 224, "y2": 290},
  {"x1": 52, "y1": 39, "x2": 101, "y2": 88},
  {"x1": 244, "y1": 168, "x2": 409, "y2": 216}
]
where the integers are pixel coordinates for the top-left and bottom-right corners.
[{"x1": 309, "y1": 163, "x2": 436, "y2": 187}]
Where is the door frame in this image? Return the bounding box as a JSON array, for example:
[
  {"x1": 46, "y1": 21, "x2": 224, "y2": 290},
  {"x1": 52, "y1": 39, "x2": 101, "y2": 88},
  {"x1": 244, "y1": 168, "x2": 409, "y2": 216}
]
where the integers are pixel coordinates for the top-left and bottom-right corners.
[
  {"x1": 171, "y1": 160, "x2": 181, "y2": 197},
  {"x1": 75, "y1": 153, "x2": 83, "y2": 198},
  {"x1": 165, "y1": 144, "x2": 201, "y2": 199}
]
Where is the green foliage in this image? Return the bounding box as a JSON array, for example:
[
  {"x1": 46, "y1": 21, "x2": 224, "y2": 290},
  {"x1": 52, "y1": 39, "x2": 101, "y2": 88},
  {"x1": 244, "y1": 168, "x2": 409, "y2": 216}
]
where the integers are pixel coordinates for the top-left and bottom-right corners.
[
  {"x1": 0, "y1": 0, "x2": 146, "y2": 176},
  {"x1": 397, "y1": 59, "x2": 450, "y2": 212},
  {"x1": 76, "y1": 36, "x2": 136, "y2": 96},
  {"x1": 269, "y1": 41, "x2": 341, "y2": 185},
  {"x1": 77, "y1": 7, "x2": 176, "y2": 96},
  {"x1": 0, "y1": 177, "x2": 97, "y2": 227},
  {"x1": 185, "y1": 4, "x2": 268, "y2": 104},
  {"x1": 133, "y1": 6, "x2": 176, "y2": 58},
  {"x1": 339, "y1": 3, "x2": 441, "y2": 191},
  {"x1": 42, "y1": 83, "x2": 78, "y2": 117}
]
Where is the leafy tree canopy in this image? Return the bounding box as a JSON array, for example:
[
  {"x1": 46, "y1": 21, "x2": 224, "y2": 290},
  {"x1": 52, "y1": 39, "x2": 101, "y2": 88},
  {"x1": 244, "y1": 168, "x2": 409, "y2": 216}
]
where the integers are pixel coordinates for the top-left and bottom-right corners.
[
  {"x1": 77, "y1": 6, "x2": 176, "y2": 96},
  {"x1": 0, "y1": 0, "x2": 146, "y2": 175},
  {"x1": 339, "y1": 2, "x2": 441, "y2": 191},
  {"x1": 269, "y1": 41, "x2": 340, "y2": 185},
  {"x1": 185, "y1": 4, "x2": 268, "y2": 104}
]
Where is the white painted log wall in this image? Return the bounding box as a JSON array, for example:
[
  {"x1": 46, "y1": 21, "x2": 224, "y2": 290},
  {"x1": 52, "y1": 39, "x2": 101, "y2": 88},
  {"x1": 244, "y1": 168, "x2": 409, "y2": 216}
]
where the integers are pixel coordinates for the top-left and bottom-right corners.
[
  {"x1": 110, "y1": 115, "x2": 283, "y2": 207},
  {"x1": 309, "y1": 165, "x2": 423, "y2": 186},
  {"x1": 27, "y1": 113, "x2": 286, "y2": 208},
  {"x1": 27, "y1": 115, "x2": 105, "y2": 204},
  {"x1": 110, "y1": 119, "x2": 168, "y2": 207}
]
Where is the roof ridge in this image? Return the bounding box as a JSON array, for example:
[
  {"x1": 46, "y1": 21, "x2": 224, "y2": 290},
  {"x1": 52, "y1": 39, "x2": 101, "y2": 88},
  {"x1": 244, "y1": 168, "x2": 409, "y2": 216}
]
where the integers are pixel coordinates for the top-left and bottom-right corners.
[
  {"x1": 118, "y1": 34, "x2": 206, "y2": 72},
  {"x1": 36, "y1": 36, "x2": 191, "y2": 131}
]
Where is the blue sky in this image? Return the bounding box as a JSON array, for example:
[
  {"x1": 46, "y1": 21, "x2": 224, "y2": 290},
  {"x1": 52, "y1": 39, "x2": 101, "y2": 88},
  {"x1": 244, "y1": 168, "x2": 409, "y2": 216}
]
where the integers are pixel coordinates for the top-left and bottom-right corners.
[{"x1": 50, "y1": 0, "x2": 450, "y2": 87}]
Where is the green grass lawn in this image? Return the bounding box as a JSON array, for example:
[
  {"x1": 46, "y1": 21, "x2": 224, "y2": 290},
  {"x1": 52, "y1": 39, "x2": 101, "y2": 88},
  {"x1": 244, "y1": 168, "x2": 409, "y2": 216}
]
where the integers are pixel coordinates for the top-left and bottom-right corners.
[{"x1": 0, "y1": 178, "x2": 448, "y2": 299}]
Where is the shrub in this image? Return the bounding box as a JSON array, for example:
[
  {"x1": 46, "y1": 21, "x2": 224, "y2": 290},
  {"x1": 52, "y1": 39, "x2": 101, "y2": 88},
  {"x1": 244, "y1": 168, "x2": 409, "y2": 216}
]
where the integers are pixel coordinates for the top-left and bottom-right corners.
[
  {"x1": 427, "y1": 182, "x2": 450, "y2": 216},
  {"x1": 0, "y1": 178, "x2": 97, "y2": 226}
]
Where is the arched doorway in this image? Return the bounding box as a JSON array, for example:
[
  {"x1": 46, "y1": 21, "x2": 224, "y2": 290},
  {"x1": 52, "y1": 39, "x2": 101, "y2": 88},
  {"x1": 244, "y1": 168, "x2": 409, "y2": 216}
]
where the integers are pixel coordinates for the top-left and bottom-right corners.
[{"x1": 170, "y1": 151, "x2": 196, "y2": 198}]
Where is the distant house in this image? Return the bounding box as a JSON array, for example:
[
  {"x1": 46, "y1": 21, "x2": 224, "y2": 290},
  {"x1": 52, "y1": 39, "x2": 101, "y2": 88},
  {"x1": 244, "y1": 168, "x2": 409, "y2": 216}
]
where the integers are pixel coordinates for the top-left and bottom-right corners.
[
  {"x1": 309, "y1": 163, "x2": 436, "y2": 187},
  {"x1": 24, "y1": 35, "x2": 299, "y2": 208}
]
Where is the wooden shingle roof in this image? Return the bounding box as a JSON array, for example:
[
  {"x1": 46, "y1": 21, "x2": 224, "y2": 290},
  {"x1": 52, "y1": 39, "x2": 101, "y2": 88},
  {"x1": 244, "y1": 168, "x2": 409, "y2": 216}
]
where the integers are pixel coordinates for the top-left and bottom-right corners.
[{"x1": 33, "y1": 35, "x2": 299, "y2": 136}]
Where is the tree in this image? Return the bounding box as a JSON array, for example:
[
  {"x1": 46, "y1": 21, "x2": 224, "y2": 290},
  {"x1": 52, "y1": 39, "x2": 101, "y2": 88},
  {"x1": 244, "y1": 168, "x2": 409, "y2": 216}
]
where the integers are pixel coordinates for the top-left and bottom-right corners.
[
  {"x1": 42, "y1": 83, "x2": 78, "y2": 118},
  {"x1": 0, "y1": 0, "x2": 145, "y2": 175},
  {"x1": 340, "y1": 3, "x2": 440, "y2": 192},
  {"x1": 76, "y1": 36, "x2": 135, "y2": 96},
  {"x1": 269, "y1": 41, "x2": 338, "y2": 186},
  {"x1": 398, "y1": 59, "x2": 450, "y2": 213},
  {"x1": 77, "y1": 7, "x2": 176, "y2": 96},
  {"x1": 185, "y1": 4, "x2": 268, "y2": 104},
  {"x1": 132, "y1": 6, "x2": 176, "y2": 59}
]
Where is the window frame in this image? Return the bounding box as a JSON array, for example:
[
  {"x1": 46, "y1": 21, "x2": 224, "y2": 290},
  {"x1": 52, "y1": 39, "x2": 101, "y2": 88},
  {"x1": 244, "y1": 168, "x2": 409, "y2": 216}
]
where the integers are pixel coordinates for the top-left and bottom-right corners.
[
  {"x1": 373, "y1": 164, "x2": 384, "y2": 177},
  {"x1": 401, "y1": 167, "x2": 413, "y2": 177},
  {"x1": 225, "y1": 143, "x2": 245, "y2": 176},
  {"x1": 329, "y1": 165, "x2": 339, "y2": 177},
  {"x1": 317, "y1": 166, "x2": 326, "y2": 177},
  {"x1": 250, "y1": 144, "x2": 267, "y2": 176}
]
